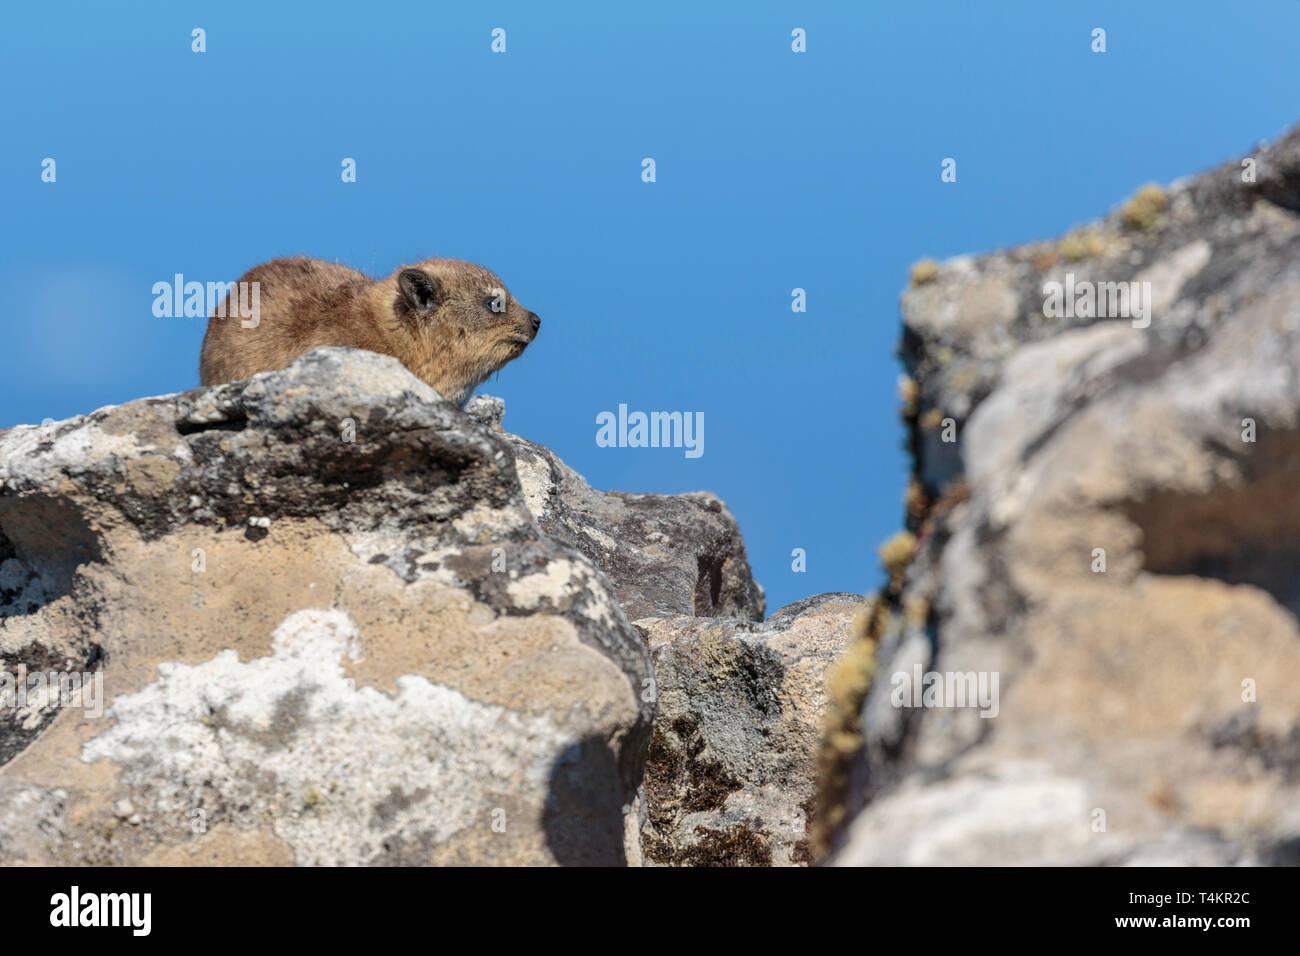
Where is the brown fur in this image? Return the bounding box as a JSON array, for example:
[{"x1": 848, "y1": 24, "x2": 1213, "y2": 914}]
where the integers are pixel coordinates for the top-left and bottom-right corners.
[{"x1": 198, "y1": 256, "x2": 540, "y2": 406}]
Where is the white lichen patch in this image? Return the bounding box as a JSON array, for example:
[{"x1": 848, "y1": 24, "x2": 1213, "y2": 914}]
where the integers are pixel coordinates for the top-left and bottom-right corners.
[
  {"x1": 571, "y1": 566, "x2": 619, "y2": 629},
  {"x1": 584, "y1": 526, "x2": 618, "y2": 552},
  {"x1": 507, "y1": 559, "x2": 580, "y2": 609},
  {"x1": 0, "y1": 559, "x2": 60, "y2": 654},
  {"x1": 512, "y1": 453, "x2": 554, "y2": 520},
  {"x1": 450, "y1": 499, "x2": 532, "y2": 541},
  {"x1": 81, "y1": 608, "x2": 567, "y2": 865},
  {"x1": 502, "y1": 556, "x2": 615, "y2": 628}
]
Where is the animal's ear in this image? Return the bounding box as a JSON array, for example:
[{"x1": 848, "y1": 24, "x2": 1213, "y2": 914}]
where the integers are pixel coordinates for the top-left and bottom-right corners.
[{"x1": 397, "y1": 269, "x2": 439, "y2": 311}]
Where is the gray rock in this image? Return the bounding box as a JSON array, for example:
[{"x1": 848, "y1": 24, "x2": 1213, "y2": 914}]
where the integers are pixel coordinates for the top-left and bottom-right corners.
[
  {"x1": 830, "y1": 123, "x2": 1300, "y2": 866},
  {"x1": 506, "y1": 433, "x2": 765, "y2": 621},
  {"x1": 464, "y1": 394, "x2": 506, "y2": 430},
  {"x1": 0, "y1": 347, "x2": 652, "y2": 866},
  {"x1": 636, "y1": 592, "x2": 860, "y2": 866}
]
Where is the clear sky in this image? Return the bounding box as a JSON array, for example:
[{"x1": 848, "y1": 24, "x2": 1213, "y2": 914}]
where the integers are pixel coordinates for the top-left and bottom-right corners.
[{"x1": 3, "y1": 1, "x2": 1299, "y2": 614}]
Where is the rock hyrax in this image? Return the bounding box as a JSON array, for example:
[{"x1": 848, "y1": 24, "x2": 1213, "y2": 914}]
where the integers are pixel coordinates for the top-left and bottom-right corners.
[{"x1": 198, "y1": 256, "x2": 540, "y2": 407}]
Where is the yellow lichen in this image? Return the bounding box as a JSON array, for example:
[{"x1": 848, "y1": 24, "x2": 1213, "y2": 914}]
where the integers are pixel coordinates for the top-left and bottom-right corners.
[
  {"x1": 811, "y1": 595, "x2": 889, "y2": 859},
  {"x1": 898, "y1": 376, "x2": 919, "y2": 417},
  {"x1": 1059, "y1": 228, "x2": 1108, "y2": 261},
  {"x1": 1121, "y1": 183, "x2": 1168, "y2": 231},
  {"x1": 878, "y1": 531, "x2": 918, "y2": 581},
  {"x1": 698, "y1": 626, "x2": 743, "y2": 683},
  {"x1": 824, "y1": 635, "x2": 878, "y2": 734},
  {"x1": 909, "y1": 258, "x2": 940, "y2": 286}
]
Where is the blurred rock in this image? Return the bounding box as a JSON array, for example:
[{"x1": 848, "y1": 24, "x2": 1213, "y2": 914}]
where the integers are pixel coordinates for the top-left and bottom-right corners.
[{"x1": 828, "y1": 123, "x2": 1300, "y2": 866}]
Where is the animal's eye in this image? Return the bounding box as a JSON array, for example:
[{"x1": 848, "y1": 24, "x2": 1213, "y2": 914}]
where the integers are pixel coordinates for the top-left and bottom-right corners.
[{"x1": 484, "y1": 289, "x2": 507, "y2": 313}]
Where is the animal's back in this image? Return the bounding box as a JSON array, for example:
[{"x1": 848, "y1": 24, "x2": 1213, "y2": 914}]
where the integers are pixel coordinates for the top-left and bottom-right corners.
[{"x1": 198, "y1": 257, "x2": 372, "y2": 385}]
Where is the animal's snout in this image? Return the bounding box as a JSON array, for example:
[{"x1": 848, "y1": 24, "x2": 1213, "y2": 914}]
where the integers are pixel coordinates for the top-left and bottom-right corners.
[{"x1": 528, "y1": 311, "x2": 541, "y2": 335}]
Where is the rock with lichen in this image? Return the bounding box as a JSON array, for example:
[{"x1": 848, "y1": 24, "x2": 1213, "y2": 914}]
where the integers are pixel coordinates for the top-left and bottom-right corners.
[
  {"x1": 504, "y1": 434, "x2": 765, "y2": 622},
  {"x1": 0, "y1": 345, "x2": 841, "y2": 867},
  {"x1": 823, "y1": 122, "x2": 1300, "y2": 866},
  {"x1": 0, "y1": 348, "x2": 655, "y2": 866},
  {"x1": 635, "y1": 593, "x2": 860, "y2": 866}
]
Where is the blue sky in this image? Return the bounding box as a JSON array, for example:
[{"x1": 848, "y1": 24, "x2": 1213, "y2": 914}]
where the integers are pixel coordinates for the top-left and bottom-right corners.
[{"x1": 3, "y1": 1, "x2": 1299, "y2": 614}]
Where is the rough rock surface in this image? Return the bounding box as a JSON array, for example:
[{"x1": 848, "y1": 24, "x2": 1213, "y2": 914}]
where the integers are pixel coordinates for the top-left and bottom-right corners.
[
  {"x1": 506, "y1": 434, "x2": 765, "y2": 622},
  {"x1": 826, "y1": 123, "x2": 1300, "y2": 865},
  {"x1": 0, "y1": 348, "x2": 655, "y2": 865},
  {"x1": 0, "y1": 345, "x2": 837, "y2": 867},
  {"x1": 637, "y1": 593, "x2": 859, "y2": 866}
]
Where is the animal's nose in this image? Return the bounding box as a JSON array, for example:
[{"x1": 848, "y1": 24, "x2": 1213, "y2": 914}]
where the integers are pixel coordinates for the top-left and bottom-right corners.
[{"x1": 528, "y1": 311, "x2": 540, "y2": 334}]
